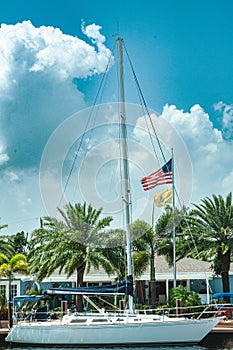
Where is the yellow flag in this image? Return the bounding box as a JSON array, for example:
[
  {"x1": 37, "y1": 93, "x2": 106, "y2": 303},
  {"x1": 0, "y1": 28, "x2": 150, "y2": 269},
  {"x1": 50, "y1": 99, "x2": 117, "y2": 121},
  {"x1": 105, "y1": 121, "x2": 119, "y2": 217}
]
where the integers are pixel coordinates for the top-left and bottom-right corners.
[{"x1": 154, "y1": 188, "x2": 172, "y2": 207}]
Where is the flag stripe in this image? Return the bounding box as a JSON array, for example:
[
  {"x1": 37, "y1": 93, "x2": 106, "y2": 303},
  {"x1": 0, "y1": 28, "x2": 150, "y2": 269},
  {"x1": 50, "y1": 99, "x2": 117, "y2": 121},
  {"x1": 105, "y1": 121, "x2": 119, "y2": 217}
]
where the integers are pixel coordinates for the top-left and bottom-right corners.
[
  {"x1": 141, "y1": 159, "x2": 172, "y2": 191},
  {"x1": 141, "y1": 169, "x2": 162, "y2": 182},
  {"x1": 141, "y1": 173, "x2": 172, "y2": 185},
  {"x1": 142, "y1": 178, "x2": 172, "y2": 189},
  {"x1": 142, "y1": 178, "x2": 172, "y2": 191}
]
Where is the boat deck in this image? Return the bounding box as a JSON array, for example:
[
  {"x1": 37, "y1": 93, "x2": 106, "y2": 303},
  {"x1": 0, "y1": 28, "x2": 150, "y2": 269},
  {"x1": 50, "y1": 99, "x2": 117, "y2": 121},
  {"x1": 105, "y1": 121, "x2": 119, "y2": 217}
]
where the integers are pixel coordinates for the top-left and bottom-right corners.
[{"x1": 1, "y1": 319, "x2": 233, "y2": 336}]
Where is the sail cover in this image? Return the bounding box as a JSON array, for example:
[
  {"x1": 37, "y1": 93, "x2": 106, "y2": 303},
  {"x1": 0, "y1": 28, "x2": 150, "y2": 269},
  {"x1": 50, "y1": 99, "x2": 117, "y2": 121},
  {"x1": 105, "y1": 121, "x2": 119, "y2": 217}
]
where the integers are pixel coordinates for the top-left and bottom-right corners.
[
  {"x1": 13, "y1": 295, "x2": 45, "y2": 307},
  {"x1": 46, "y1": 275, "x2": 133, "y2": 296}
]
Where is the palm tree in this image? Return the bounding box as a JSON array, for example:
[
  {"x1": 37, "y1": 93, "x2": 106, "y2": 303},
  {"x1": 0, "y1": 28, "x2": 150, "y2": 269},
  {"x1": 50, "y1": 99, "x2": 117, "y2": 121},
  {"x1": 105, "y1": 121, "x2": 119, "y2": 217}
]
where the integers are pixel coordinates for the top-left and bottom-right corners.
[
  {"x1": 29, "y1": 202, "x2": 124, "y2": 310},
  {"x1": 0, "y1": 224, "x2": 15, "y2": 257},
  {"x1": 131, "y1": 220, "x2": 156, "y2": 307},
  {"x1": 131, "y1": 207, "x2": 187, "y2": 308},
  {"x1": 155, "y1": 205, "x2": 190, "y2": 265},
  {"x1": 8, "y1": 231, "x2": 29, "y2": 255},
  {"x1": 187, "y1": 193, "x2": 233, "y2": 293},
  {"x1": 0, "y1": 253, "x2": 29, "y2": 301}
]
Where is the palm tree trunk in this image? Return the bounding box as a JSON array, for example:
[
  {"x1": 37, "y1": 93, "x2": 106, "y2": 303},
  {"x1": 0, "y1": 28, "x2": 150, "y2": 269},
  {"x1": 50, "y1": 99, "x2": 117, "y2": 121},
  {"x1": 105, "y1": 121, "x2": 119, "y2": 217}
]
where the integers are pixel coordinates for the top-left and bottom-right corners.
[
  {"x1": 150, "y1": 280, "x2": 156, "y2": 308},
  {"x1": 221, "y1": 250, "x2": 231, "y2": 295},
  {"x1": 76, "y1": 262, "x2": 86, "y2": 312},
  {"x1": 135, "y1": 280, "x2": 144, "y2": 304},
  {"x1": 221, "y1": 270, "x2": 230, "y2": 292}
]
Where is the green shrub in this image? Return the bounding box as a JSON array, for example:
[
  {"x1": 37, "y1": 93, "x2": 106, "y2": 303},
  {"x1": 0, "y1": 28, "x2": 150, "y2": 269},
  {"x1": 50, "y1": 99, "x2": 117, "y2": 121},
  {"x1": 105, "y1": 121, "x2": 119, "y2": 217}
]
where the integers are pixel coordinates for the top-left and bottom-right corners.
[{"x1": 169, "y1": 285, "x2": 201, "y2": 307}]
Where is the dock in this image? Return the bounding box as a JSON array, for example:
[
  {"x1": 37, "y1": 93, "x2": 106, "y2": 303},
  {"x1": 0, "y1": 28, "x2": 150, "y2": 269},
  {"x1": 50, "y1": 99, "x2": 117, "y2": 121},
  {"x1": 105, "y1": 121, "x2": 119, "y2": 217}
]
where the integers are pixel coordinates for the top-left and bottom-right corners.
[
  {"x1": 212, "y1": 320, "x2": 233, "y2": 333},
  {"x1": 0, "y1": 320, "x2": 9, "y2": 339},
  {"x1": 0, "y1": 320, "x2": 9, "y2": 335}
]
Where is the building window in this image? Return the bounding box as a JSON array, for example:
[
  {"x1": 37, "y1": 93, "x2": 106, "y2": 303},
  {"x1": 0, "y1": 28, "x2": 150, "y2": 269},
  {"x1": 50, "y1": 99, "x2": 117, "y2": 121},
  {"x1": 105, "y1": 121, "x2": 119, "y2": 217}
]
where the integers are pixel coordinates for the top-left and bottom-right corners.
[
  {"x1": 11, "y1": 284, "x2": 18, "y2": 299},
  {"x1": 169, "y1": 280, "x2": 187, "y2": 290}
]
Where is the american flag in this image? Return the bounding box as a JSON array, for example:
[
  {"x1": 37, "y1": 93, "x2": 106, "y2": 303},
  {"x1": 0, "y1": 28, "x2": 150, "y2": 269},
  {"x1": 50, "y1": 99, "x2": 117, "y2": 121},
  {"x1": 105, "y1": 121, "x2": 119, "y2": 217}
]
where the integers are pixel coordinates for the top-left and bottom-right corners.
[{"x1": 141, "y1": 159, "x2": 172, "y2": 191}]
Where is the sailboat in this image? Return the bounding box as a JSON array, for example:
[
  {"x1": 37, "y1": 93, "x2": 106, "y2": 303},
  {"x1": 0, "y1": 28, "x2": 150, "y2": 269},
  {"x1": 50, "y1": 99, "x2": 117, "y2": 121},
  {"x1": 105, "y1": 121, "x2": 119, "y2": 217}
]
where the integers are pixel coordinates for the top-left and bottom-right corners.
[{"x1": 5, "y1": 37, "x2": 222, "y2": 346}]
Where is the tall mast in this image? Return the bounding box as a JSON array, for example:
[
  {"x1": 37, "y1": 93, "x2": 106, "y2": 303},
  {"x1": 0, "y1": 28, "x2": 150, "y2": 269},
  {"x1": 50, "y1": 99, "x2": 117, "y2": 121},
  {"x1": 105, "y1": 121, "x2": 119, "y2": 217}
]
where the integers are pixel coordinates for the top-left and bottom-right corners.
[
  {"x1": 172, "y1": 149, "x2": 176, "y2": 288},
  {"x1": 117, "y1": 38, "x2": 133, "y2": 313}
]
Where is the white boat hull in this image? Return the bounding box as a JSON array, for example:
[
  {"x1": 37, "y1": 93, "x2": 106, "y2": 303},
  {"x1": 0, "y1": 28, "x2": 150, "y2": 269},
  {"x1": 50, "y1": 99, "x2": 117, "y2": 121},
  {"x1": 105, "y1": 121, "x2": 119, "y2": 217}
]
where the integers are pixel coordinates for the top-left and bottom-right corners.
[{"x1": 6, "y1": 317, "x2": 221, "y2": 345}]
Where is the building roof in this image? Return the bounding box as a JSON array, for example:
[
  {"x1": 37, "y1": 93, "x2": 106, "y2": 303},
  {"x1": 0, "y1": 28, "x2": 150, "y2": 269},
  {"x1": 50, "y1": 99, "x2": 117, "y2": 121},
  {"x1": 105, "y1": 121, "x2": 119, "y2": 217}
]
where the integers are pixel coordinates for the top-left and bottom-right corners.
[
  {"x1": 18, "y1": 255, "x2": 233, "y2": 284},
  {"x1": 132, "y1": 255, "x2": 213, "y2": 281}
]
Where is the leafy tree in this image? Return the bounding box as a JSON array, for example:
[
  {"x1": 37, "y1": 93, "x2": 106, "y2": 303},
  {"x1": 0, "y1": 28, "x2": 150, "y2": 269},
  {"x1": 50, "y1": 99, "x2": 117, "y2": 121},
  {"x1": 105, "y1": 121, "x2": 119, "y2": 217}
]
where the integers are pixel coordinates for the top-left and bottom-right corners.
[
  {"x1": 0, "y1": 253, "x2": 29, "y2": 300},
  {"x1": 8, "y1": 231, "x2": 29, "y2": 255},
  {"x1": 187, "y1": 193, "x2": 233, "y2": 294},
  {"x1": 169, "y1": 285, "x2": 201, "y2": 308},
  {"x1": 0, "y1": 237, "x2": 14, "y2": 257},
  {"x1": 0, "y1": 226, "x2": 29, "y2": 258},
  {"x1": 29, "y1": 202, "x2": 125, "y2": 311},
  {"x1": 0, "y1": 292, "x2": 7, "y2": 319}
]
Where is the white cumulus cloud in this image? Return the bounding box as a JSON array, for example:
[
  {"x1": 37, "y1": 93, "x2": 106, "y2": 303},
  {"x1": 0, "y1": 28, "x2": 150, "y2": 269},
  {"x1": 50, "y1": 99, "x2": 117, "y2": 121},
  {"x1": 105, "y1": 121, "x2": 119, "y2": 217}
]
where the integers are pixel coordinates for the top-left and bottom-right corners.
[
  {"x1": 0, "y1": 21, "x2": 113, "y2": 234},
  {"x1": 0, "y1": 20, "x2": 113, "y2": 171},
  {"x1": 214, "y1": 102, "x2": 233, "y2": 140},
  {"x1": 160, "y1": 104, "x2": 233, "y2": 204},
  {"x1": 0, "y1": 153, "x2": 9, "y2": 165}
]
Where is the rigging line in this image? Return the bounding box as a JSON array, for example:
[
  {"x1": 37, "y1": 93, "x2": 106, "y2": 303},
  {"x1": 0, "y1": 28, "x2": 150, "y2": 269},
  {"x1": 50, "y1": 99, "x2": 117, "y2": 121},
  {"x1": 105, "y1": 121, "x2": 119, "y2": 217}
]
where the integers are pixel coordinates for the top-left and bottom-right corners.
[
  {"x1": 122, "y1": 43, "x2": 210, "y2": 288},
  {"x1": 76, "y1": 58, "x2": 114, "y2": 196},
  {"x1": 107, "y1": 63, "x2": 121, "y2": 195},
  {"x1": 73, "y1": 44, "x2": 116, "y2": 198},
  {"x1": 81, "y1": 42, "x2": 116, "y2": 153},
  {"x1": 123, "y1": 41, "x2": 168, "y2": 166},
  {"x1": 141, "y1": 104, "x2": 160, "y2": 165},
  {"x1": 120, "y1": 45, "x2": 160, "y2": 165},
  {"x1": 57, "y1": 42, "x2": 116, "y2": 212},
  {"x1": 131, "y1": 75, "x2": 160, "y2": 165},
  {"x1": 172, "y1": 183, "x2": 201, "y2": 256},
  {"x1": 152, "y1": 202, "x2": 155, "y2": 228},
  {"x1": 172, "y1": 204, "x2": 213, "y2": 293},
  {"x1": 185, "y1": 224, "x2": 214, "y2": 294},
  {"x1": 108, "y1": 59, "x2": 121, "y2": 197}
]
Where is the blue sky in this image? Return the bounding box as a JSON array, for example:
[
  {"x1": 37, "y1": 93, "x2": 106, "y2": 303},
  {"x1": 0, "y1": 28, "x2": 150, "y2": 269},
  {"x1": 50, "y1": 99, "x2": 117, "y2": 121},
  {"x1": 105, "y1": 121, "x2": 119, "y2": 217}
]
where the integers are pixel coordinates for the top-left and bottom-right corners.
[
  {"x1": 2, "y1": 0, "x2": 233, "y2": 115},
  {"x1": 0, "y1": 0, "x2": 232, "y2": 235}
]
